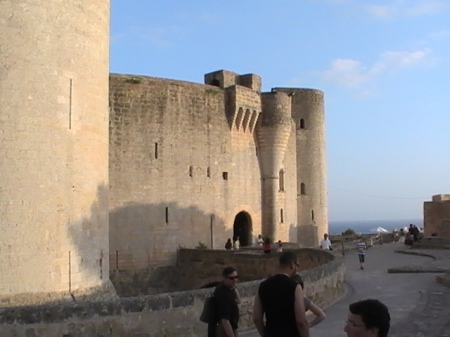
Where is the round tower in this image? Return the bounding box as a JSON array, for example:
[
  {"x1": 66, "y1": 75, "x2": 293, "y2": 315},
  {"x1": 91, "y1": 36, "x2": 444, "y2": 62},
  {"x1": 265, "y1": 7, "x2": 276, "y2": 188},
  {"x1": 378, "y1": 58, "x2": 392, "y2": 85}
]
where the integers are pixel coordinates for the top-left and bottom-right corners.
[
  {"x1": 256, "y1": 92, "x2": 292, "y2": 241},
  {"x1": 0, "y1": 1, "x2": 112, "y2": 305},
  {"x1": 274, "y1": 88, "x2": 328, "y2": 247}
]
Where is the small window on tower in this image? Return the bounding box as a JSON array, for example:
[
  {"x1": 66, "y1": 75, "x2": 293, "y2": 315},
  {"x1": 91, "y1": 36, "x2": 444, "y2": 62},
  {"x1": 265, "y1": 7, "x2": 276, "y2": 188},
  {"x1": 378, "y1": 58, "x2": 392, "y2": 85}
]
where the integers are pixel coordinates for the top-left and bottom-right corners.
[
  {"x1": 279, "y1": 169, "x2": 285, "y2": 192},
  {"x1": 222, "y1": 172, "x2": 228, "y2": 180},
  {"x1": 300, "y1": 183, "x2": 306, "y2": 195}
]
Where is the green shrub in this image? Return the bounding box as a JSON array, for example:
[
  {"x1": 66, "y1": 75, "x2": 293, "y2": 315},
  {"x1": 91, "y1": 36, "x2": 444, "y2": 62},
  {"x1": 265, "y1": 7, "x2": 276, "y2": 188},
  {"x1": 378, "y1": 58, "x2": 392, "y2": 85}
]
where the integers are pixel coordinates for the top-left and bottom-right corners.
[{"x1": 195, "y1": 242, "x2": 208, "y2": 249}]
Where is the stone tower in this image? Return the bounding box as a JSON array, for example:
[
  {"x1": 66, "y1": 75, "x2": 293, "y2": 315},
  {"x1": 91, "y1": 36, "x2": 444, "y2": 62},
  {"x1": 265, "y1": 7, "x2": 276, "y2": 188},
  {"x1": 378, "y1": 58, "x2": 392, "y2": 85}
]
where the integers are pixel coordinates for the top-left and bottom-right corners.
[
  {"x1": 0, "y1": 1, "x2": 112, "y2": 305},
  {"x1": 256, "y1": 92, "x2": 293, "y2": 240},
  {"x1": 274, "y1": 88, "x2": 328, "y2": 246}
]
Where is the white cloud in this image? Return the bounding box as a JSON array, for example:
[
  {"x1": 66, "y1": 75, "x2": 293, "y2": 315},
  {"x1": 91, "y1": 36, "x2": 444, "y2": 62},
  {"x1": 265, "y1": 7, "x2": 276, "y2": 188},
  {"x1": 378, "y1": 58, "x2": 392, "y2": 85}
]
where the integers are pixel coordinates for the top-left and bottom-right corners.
[
  {"x1": 318, "y1": 48, "x2": 432, "y2": 88},
  {"x1": 321, "y1": 59, "x2": 370, "y2": 87},
  {"x1": 365, "y1": 1, "x2": 448, "y2": 19}
]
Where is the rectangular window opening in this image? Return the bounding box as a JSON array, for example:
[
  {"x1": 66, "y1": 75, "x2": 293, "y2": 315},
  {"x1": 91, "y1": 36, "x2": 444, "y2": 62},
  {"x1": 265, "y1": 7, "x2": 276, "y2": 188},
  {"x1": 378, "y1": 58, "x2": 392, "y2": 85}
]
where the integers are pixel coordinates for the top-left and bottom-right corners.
[
  {"x1": 165, "y1": 207, "x2": 169, "y2": 224},
  {"x1": 155, "y1": 143, "x2": 158, "y2": 159},
  {"x1": 222, "y1": 172, "x2": 228, "y2": 180}
]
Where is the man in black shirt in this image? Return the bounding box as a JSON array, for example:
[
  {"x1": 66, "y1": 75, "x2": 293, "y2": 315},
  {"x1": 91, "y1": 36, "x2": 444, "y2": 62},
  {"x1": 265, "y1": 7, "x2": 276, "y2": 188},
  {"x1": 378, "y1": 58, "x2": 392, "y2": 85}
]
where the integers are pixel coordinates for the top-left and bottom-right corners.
[
  {"x1": 213, "y1": 266, "x2": 241, "y2": 337},
  {"x1": 253, "y1": 251, "x2": 309, "y2": 337}
]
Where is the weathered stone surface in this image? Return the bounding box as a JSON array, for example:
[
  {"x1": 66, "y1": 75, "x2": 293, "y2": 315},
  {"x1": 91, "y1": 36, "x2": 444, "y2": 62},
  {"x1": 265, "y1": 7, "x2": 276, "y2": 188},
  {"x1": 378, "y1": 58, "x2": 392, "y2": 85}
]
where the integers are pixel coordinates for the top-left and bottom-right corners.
[{"x1": 0, "y1": 252, "x2": 345, "y2": 336}]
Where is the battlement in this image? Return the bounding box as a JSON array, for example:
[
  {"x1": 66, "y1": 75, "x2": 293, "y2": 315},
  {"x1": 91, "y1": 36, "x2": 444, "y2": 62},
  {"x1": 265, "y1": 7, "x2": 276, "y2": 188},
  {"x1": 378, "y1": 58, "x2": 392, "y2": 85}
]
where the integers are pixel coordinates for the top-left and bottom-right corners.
[
  {"x1": 205, "y1": 70, "x2": 261, "y2": 92},
  {"x1": 432, "y1": 194, "x2": 450, "y2": 202}
]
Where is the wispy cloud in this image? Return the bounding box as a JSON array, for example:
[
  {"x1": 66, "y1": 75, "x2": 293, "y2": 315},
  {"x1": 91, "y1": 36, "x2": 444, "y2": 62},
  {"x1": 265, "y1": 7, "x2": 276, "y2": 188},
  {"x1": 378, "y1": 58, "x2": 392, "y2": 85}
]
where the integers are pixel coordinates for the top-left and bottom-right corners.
[
  {"x1": 365, "y1": 1, "x2": 448, "y2": 19},
  {"x1": 317, "y1": 48, "x2": 433, "y2": 88},
  {"x1": 429, "y1": 30, "x2": 450, "y2": 41}
]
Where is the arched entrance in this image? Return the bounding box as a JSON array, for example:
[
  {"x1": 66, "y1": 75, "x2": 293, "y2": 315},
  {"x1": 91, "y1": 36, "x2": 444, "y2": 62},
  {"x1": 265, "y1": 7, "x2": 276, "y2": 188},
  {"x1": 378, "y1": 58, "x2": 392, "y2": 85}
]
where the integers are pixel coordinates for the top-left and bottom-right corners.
[{"x1": 233, "y1": 211, "x2": 252, "y2": 247}]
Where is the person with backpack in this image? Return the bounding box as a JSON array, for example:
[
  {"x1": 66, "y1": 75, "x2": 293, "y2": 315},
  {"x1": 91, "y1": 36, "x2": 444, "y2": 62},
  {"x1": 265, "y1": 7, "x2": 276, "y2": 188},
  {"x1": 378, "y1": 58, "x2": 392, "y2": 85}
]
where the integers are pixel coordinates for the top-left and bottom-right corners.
[{"x1": 207, "y1": 266, "x2": 241, "y2": 337}]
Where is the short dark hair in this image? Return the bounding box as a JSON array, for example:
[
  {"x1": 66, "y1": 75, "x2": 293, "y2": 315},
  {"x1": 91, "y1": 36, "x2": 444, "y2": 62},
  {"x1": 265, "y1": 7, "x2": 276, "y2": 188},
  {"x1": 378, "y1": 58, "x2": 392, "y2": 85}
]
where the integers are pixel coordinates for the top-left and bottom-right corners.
[
  {"x1": 279, "y1": 251, "x2": 298, "y2": 268},
  {"x1": 349, "y1": 299, "x2": 390, "y2": 337},
  {"x1": 222, "y1": 266, "x2": 236, "y2": 277}
]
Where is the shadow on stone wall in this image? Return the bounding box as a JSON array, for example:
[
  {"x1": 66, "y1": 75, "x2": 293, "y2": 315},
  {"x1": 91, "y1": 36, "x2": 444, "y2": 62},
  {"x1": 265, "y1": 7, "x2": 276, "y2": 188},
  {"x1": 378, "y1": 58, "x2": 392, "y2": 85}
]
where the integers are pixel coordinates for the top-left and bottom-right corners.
[{"x1": 108, "y1": 201, "x2": 241, "y2": 296}]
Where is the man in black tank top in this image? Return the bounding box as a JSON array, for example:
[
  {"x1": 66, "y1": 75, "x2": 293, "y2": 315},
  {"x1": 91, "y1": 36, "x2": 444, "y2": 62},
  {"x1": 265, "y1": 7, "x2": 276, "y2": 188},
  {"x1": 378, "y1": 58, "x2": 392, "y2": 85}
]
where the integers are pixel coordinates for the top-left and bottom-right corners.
[{"x1": 253, "y1": 251, "x2": 310, "y2": 337}]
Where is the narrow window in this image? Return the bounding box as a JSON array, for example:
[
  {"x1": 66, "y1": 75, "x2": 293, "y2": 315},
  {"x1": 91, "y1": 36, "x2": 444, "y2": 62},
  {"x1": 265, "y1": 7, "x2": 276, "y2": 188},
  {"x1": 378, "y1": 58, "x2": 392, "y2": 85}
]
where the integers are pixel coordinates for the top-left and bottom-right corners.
[
  {"x1": 189, "y1": 166, "x2": 193, "y2": 177},
  {"x1": 207, "y1": 166, "x2": 211, "y2": 178},
  {"x1": 69, "y1": 79, "x2": 73, "y2": 129},
  {"x1": 300, "y1": 118, "x2": 305, "y2": 129},
  {"x1": 165, "y1": 207, "x2": 169, "y2": 224},
  {"x1": 280, "y1": 209, "x2": 284, "y2": 223},
  {"x1": 222, "y1": 172, "x2": 228, "y2": 180},
  {"x1": 155, "y1": 143, "x2": 158, "y2": 159},
  {"x1": 279, "y1": 169, "x2": 285, "y2": 192},
  {"x1": 300, "y1": 183, "x2": 306, "y2": 195},
  {"x1": 311, "y1": 210, "x2": 315, "y2": 221}
]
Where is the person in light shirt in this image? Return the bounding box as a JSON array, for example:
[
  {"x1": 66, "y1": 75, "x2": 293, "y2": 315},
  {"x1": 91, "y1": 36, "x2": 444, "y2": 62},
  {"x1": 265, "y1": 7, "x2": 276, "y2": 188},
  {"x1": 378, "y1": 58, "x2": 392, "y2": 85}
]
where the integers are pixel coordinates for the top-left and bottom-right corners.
[{"x1": 319, "y1": 233, "x2": 332, "y2": 250}]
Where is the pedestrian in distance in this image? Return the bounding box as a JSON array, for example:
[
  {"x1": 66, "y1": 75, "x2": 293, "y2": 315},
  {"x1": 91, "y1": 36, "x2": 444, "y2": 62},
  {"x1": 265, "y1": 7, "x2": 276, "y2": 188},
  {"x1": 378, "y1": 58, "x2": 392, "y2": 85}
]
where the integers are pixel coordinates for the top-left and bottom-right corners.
[
  {"x1": 262, "y1": 237, "x2": 272, "y2": 254},
  {"x1": 344, "y1": 299, "x2": 390, "y2": 337},
  {"x1": 225, "y1": 238, "x2": 232, "y2": 250},
  {"x1": 319, "y1": 233, "x2": 333, "y2": 250},
  {"x1": 253, "y1": 251, "x2": 310, "y2": 337},
  {"x1": 257, "y1": 234, "x2": 264, "y2": 246},
  {"x1": 291, "y1": 274, "x2": 326, "y2": 327},
  {"x1": 357, "y1": 238, "x2": 367, "y2": 270},
  {"x1": 233, "y1": 236, "x2": 240, "y2": 250}
]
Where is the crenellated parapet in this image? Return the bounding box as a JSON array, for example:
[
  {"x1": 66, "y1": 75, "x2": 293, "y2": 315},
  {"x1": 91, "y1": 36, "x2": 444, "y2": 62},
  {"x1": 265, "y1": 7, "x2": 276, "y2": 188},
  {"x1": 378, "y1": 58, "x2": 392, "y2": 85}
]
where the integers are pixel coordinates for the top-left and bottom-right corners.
[{"x1": 205, "y1": 70, "x2": 262, "y2": 133}]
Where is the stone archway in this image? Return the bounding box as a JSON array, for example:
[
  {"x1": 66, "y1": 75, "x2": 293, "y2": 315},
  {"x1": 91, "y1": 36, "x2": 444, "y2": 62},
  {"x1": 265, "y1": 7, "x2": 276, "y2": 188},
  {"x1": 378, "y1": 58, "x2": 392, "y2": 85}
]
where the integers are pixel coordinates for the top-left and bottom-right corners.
[{"x1": 233, "y1": 212, "x2": 252, "y2": 247}]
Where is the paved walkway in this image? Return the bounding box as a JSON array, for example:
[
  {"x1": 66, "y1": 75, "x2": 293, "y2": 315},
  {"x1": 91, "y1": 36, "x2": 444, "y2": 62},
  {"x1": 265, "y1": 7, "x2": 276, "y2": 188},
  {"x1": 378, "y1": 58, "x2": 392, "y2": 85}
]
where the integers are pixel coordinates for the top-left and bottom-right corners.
[{"x1": 241, "y1": 243, "x2": 450, "y2": 337}]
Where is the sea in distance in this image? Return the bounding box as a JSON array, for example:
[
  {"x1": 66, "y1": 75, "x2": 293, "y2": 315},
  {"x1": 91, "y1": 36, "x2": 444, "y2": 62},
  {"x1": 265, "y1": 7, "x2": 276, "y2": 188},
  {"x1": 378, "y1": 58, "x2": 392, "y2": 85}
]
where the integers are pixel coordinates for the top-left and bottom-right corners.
[{"x1": 328, "y1": 218, "x2": 423, "y2": 235}]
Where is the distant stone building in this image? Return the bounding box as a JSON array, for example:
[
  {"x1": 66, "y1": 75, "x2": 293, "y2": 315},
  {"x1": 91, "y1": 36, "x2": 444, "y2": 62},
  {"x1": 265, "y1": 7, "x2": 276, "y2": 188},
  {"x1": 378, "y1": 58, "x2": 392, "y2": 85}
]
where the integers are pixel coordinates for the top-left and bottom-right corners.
[
  {"x1": 424, "y1": 194, "x2": 450, "y2": 237},
  {"x1": 109, "y1": 70, "x2": 328, "y2": 271}
]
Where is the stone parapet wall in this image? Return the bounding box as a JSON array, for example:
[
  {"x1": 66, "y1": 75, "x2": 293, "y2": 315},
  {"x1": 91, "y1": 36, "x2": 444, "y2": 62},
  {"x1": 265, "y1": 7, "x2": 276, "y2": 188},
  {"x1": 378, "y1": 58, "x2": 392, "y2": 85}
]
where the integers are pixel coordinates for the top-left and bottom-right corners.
[{"x1": 0, "y1": 254, "x2": 345, "y2": 337}]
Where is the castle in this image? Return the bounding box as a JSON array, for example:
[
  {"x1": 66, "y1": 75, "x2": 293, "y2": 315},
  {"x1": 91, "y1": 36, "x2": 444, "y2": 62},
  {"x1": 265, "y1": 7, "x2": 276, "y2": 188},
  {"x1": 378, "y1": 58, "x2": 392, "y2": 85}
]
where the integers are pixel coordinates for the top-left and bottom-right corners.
[{"x1": 0, "y1": 1, "x2": 327, "y2": 305}]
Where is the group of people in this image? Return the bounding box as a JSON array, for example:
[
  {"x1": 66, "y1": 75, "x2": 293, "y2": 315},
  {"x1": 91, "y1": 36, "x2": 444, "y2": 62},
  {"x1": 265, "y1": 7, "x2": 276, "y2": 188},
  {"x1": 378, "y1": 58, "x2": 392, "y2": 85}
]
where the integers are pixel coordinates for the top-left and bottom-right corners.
[
  {"x1": 257, "y1": 234, "x2": 283, "y2": 253},
  {"x1": 207, "y1": 251, "x2": 390, "y2": 337},
  {"x1": 225, "y1": 237, "x2": 240, "y2": 250}
]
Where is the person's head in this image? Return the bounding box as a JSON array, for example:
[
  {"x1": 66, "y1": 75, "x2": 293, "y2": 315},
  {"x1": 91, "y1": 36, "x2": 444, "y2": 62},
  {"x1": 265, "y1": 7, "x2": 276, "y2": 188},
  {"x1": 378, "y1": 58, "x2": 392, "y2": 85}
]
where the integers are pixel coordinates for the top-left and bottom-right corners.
[
  {"x1": 324, "y1": 233, "x2": 329, "y2": 239},
  {"x1": 264, "y1": 237, "x2": 271, "y2": 244},
  {"x1": 344, "y1": 299, "x2": 390, "y2": 337},
  {"x1": 258, "y1": 234, "x2": 262, "y2": 238},
  {"x1": 278, "y1": 251, "x2": 299, "y2": 276},
  {"x1": 222, "y1": 266, "x2": 238, "y2": 289},
  {"x1": 291, "y1": 273, "x2": 304, "y2": 289}
]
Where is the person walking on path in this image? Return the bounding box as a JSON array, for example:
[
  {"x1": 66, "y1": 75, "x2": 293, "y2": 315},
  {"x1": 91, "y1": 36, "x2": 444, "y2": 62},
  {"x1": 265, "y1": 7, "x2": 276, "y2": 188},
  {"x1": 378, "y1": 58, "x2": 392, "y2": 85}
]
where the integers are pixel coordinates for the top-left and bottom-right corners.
[
  {"x1": 253, "y1": 251, "x2": 310, "y2": 337},
  {"x1": 320, "y1": 233, "x2": 333, "y2": 250},
  {"x1": 357, "y1": 239, "x2": 367, "y2": 270},
  {"x1": 213, "y1": 266, "x2": 241, "y2": 337},
  {"x1": 292, "y1": 274, "x2": 326, "y2": 328},
  {"x1": 344, "y1": 299, "x2": 390, "y2": 337}
]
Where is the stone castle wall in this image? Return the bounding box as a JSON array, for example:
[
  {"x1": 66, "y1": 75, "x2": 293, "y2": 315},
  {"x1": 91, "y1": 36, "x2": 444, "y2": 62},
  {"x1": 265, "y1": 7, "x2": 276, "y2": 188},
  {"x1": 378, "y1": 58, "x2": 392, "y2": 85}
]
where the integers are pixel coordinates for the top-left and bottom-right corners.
[
  {"x1": 0, "y1": 0, "x2": 112, "y2": 305},
  {"x1": 109, "y1": 75, "x2": 274, "y2": 271},
  {"x1": 424, "y1": 194, "x2": 450, "y2": 237},
  {"x1": 0, "y1": 250, "x2": 345, "y2": 337}
]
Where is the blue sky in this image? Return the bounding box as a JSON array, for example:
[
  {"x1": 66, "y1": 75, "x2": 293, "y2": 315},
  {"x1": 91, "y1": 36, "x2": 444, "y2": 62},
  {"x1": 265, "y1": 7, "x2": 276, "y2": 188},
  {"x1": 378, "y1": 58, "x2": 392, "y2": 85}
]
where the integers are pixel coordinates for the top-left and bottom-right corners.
[{"x1": 110, "y1": 0, "x2": 450, "y2": 222}]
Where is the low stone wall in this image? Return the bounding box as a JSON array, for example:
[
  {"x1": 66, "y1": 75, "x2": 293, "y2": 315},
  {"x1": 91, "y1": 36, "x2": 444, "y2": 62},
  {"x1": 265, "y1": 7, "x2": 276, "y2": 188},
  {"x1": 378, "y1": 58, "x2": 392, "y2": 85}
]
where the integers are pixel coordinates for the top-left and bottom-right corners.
[
  {"x1": 111, "y1": 247, "x2": 333, "y2": 297},
  {"x1": 0, "y1": 251, "x2": 345, "y2": 337}
]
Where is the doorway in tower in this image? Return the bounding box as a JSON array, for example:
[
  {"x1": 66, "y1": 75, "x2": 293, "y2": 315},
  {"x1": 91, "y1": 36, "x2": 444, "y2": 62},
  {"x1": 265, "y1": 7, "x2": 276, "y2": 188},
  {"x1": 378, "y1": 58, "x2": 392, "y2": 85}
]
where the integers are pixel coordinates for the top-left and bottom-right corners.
[{"x1": 233, "y1": 212, "x2": 252, "y2": 247}]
